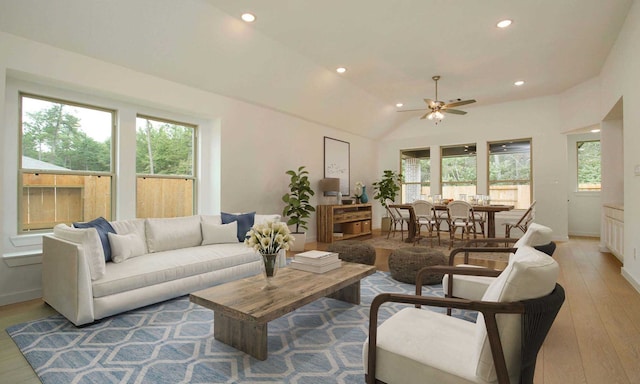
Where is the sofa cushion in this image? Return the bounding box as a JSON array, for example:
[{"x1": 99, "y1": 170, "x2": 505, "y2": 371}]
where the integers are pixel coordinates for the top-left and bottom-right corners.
[
  {"x1": 73, "y1": 217, "x2": 116, "y2": 262},
  {"x1": 53, "y1": 224, "x2": 106, "y2": 280},
  {"x1": 200, "y1": 214, "x2": 222, "y2": 225},
  {"x1": 108, "y1": 232, "x2": 147, "y2": 263},
  {"x1": 202, "y1": 221, "x2": 238, "y2": 245},
  {"x1": 254, "y1": 214, "x2": 281, "y2": 226},
  {"x1": 474, "y1": 246, "x2": 559, "y2": 382},
  {"x1": 145, "y1": 216, "x2": 203, "y2": 253},
  {"x1": 92, "y1": 243, "x2": 260, "y2": 298},
  {"x1": 110, "y1": 218, "x2": 148, "y2": 254},
  {"x1": 221, "y1": 212, "x2": 256, "y2": 242}
]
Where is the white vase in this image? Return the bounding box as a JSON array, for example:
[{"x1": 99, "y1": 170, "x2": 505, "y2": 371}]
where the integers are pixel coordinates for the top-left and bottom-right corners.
[{"x1": 290, "y1": 232, "x2": 307, "y2": 252}]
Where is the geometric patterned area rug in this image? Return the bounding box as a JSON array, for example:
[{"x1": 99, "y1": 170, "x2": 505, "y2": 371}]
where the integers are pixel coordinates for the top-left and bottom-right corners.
[{"x1": 7, "y1": 271, "x2": 476, "y2": 384}]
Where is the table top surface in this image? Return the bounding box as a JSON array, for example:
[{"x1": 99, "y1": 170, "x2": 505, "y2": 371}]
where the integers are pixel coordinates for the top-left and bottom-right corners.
[
  {"x1": 391, "y1": 203, "x2": 514, "y2": 212},
  {"x1": 190, "y1": 261, "x2": 376, "y2": 323}
]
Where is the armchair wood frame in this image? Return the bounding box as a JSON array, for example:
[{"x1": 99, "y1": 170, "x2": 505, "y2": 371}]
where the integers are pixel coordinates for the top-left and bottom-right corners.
[{"x1": 366, "y1": 265, "x2": 565, "y2": 384}]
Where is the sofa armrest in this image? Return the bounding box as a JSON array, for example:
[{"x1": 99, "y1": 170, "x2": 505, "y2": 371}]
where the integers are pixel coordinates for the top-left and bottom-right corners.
[{"x1": 42, "y1": 235, "x2": 95, "y2": 326}]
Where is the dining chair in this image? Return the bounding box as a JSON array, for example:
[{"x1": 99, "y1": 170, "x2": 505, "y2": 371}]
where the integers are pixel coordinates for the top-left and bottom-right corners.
[
  {"x1": 412, "y1": 200, "x2": 440, "y2": 246},
  {"x1": 503, "y1": 200, "x2": 536, "y2": 239},
  {"x1": 446, "y1": 200, "x2": 478, "y2": 248},
  {"x1": 385, "y1": 198, "x2": 410, "y2": 240}
]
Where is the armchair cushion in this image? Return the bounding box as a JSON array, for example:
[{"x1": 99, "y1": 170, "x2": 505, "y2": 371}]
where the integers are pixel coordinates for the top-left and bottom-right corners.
[
  {"x1": 474, "y1": 246, "x2": 559, "y2": 382},
  {"x1": 513, "y1": 223, "x2": 552, "y2": 248}
]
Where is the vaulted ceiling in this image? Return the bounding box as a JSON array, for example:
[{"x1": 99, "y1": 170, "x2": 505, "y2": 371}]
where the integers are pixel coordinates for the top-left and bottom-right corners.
[{"x1": 0, "y1": 0, "x2": 632, "y2": 138}]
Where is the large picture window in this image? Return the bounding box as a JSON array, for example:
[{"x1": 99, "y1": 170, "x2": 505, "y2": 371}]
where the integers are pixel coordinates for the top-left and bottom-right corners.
[
  {"x1": 488, "y1": 139, "x2": 532, "y2": 208},
  {"x1": 441, "y1": 144, "x2": 477, "y2": 199},
  {"x1": 401, "y1": 148, "x2": 430, "y2": 203},
  {"x1": 19, "y1": 94, "x2": 114, "y2": 232},
  {"x1": 136, "y1": 115, "x2": 196, "y2": 218},
  {"x1": 577, "y1": 140, "x2": 601, "y2": 191}
]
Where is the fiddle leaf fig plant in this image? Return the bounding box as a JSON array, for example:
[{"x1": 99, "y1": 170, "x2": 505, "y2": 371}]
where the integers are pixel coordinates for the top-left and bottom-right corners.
[
  {"x1": 282, "y1": 166, "x2": 315, "y2": 234},
  {"x1": 372, "y1": 170, "x2": 403, "y2": 209}
]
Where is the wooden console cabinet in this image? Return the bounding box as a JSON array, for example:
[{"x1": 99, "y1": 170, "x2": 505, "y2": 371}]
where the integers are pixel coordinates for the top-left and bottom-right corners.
[{"x1": 317, "y1": 203, "x2": 372, "y2": 243}]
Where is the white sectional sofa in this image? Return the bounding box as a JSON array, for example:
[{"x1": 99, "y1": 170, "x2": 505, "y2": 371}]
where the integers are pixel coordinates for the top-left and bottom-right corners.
[{"x1": 42, "y1": 213, "x2": 284, "y2": 326}]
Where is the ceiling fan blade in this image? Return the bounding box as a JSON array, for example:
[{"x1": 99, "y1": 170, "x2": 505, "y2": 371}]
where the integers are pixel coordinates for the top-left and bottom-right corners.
[
  {"x1": 443, "y1": 108, "x2": 467, "y2": 115},
  {"x1": 444, "y1": 99, "x2": 476, "y2": 108},
  {"x1": 397, "y1": 108, "x2": 428, "y2": 113},
  {"x1": 420, "y1": 112, "x2": 430, "y2": 120}
]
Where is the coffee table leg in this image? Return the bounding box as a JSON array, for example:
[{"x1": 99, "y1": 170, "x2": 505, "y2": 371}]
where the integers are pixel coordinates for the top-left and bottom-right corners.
[
  {"x1": 214, "y1": 312, "x2": 267, "y2": 360},
  {"x1": 327, "y1": 281, "x2": 361, "y2": 304}
]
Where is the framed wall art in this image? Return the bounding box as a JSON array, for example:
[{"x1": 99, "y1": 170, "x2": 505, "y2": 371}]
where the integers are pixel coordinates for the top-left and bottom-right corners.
[{"x1": 323, "y1": 136, "x2": 350, "y2": 196}]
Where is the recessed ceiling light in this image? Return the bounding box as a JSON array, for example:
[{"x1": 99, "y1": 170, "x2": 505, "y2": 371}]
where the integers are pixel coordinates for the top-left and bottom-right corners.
[
  {"x1": 497, "y1": 19, "x2": 512, "y2": 28},
  {"x1": 396, "y1": 103, "x2": 404, "y2": 108},
  {"x1": 591, "y1": 129, "x2": 601, "y2": 133},
  {"x1": 241, "y1": 13, "x2": 256, "y2": 22},
  {"x1": 514, "y1": 80, "x2": 525, "y2": 86},
  {"x1": 336, "y1": 67, "x2": 347, "y2": 74}
]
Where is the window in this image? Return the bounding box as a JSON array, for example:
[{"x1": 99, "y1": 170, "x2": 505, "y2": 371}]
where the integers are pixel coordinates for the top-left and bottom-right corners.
[
  {"x1": 136, "y1": 115, "x2": 196, "y2": 218},
  {"x1": 400, "y1": 148, "x2": 430, "y2": 203},
  {"x1": 577, "y1": 140, "x2": 601, "y2": 191},
  {"x1": 441, "y1": 144, "x2": 477, "y2": 199},
  {"x1": 488, "y1": 139, "x2": 532, "y2": 208},
  {"x1": 19, "y1": 94, "x2": 114, "y2": 232}
]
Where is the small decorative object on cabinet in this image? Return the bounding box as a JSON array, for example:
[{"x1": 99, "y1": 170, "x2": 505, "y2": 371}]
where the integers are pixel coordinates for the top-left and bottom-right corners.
[{"x1": 317, "y1": 203, "x2": 372, "y2": 243}]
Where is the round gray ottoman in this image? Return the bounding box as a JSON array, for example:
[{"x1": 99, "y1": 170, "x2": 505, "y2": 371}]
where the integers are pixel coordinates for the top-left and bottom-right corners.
[
  {"x1": 388, "y1": 247, "x2": 447, "y2": 285},
  {"x1": 327, "y1": 240, "x2": 376, "y2": 265}
]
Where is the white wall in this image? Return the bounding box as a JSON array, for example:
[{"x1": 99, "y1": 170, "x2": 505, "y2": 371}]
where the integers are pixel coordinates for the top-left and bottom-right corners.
[
  {"x1": 0, "y1": 32, "x2": 377, "y2": 305},
  {"x1": 599, "y1": 0, "x2": 640, "y2": 291},
  {"x1": 378, "y1": 96, "x2": 570, "y2": 241}
]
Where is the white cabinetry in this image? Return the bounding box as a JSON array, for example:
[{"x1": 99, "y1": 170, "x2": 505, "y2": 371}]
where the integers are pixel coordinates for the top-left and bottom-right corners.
[{"x1": 602, "y1": 204, "x2": 624, "y2": 262}]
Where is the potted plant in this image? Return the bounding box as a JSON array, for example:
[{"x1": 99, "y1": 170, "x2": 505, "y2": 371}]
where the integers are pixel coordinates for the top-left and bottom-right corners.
[
  {"x1": 372, "y1": 170, "x2": 403, "y2": 232},
  {"x1": 282, "y1": 166, "x2": 315, "y2": 252}
]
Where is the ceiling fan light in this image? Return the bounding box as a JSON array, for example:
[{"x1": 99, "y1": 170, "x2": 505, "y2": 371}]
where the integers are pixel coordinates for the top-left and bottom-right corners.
[
  {"x1": 427, "y1": 112, "x2": 435, "y2": 120},
  {"x1": 434, "y1": 111, "x2": 444, "y2": 120}
]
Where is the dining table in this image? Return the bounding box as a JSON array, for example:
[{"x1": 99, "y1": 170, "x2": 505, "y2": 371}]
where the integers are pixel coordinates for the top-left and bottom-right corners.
[{"x1": 390, "y1": 203, "x2": 514, "y2": 243}]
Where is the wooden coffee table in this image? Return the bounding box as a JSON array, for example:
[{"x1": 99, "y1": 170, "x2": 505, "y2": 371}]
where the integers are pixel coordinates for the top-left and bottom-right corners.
[{"x1": 189, "y1": 261, "x2": 376, "y2": 360}]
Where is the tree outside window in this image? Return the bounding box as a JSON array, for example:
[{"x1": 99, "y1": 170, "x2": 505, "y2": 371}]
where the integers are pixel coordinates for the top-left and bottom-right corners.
[
  {"x1": 136, "y1": 116, "x2": 196, "y2": 218},
  {"x1": 401, "y1": 149, "x2": 430, "y2": 203},
  {"x1": 19, "y1": 94, "x2": 114, "y2": 232},
  {"x1": 577, "y1": 140, "x2": 601, "y2": 191}
]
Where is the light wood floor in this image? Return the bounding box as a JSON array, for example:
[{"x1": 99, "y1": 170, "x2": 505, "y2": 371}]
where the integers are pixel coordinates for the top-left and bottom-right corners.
[{"x1": 1, "y1": 235, "x2": 639, "y2": 383}]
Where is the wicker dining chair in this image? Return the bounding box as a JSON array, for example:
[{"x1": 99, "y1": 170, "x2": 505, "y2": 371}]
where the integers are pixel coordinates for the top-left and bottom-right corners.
[
  {"x1": 446, "y1": 200, "x2": 479, "y2": 248},
  {"x1": 412, "y1": 199, "x2": 440, "y2": 246}
]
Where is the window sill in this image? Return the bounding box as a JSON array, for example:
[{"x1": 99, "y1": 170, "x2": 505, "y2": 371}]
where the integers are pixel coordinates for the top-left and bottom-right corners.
[{"x1": 3, "y1": 251, "x2": 42, "y2": 267}]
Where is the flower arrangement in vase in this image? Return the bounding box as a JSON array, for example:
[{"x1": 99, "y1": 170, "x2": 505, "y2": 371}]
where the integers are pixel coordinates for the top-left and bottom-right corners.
[
  {"x1": 353, "y1": 181, "x2": 368, "y2": 204},
  {"x1": 245, "y1": 221, "x2": 294, "y2": 289}
]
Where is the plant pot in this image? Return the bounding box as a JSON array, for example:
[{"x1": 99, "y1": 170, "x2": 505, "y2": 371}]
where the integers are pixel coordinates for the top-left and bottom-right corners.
[
  {"x1": 381, "y1": 217, "x2": 392, "y2": 233},
  {"x1": 290, "y1": 232, "x2": 307, "y2": 252}
]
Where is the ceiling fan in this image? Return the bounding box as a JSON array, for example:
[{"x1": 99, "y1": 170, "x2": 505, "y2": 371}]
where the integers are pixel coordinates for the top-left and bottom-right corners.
[{"x1": 398, "y1": 75, "x2": 476, "y2": 123}]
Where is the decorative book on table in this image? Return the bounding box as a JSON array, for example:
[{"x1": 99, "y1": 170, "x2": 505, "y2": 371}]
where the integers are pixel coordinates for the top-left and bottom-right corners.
[{"x1": 290, "y1": 250, "x2": 341, "y2": 273}]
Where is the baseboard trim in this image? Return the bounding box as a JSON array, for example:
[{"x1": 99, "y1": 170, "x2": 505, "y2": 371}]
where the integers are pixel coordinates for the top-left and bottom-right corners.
[
  {"x1": 621, "y1": 267, "x2": 640, "y2": 294},
  {"x1": 0, "y1": 288, "x2": 42, "y2": 307}
]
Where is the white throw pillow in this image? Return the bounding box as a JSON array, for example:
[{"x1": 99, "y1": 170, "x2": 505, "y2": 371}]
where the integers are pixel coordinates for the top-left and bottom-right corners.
[
  {"x1": 201, "y1": 221, "x2": 239, "y2": 245},
  {"x1": 474, "y1": 246, "x2": 559, "y2": 382},
  {"x1": 108, "y1": 232, "x2": 147, "y2": 263},
  {"x1": 110, "y1": 218, "x2": 148, "y2": 254},
  {"x1": 145, "y1": 216, "x2": 203, "y2": 253},
  {"x1": 53, "y1": 224, "x2": 106, "y2": 280}
]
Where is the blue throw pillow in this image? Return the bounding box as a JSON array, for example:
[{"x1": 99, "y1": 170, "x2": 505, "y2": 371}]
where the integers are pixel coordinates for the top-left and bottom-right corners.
[
  {"x1": 221, "y1": 212, "x2": 256, "y2": 242},
  {"x1": 73, "y1": 217, "x2": 116, "y2": 262}
]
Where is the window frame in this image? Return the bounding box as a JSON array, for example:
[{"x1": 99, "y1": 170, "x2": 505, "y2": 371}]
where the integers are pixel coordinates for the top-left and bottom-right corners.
[
  {"x1": 135, "y1": 114, "x2": 198, "y2": 218},
  {"x1": 400, "y1": 148, "x2": 431, "y2": 203},
  {"x1": 440, "y1": 143, "x2": 477, "y2": 199},
  {"x1": 18, "y1": 92, "x2": 116, "y2": 233},
  {"x1": 487, "y1": 138, "x2": 533, "y2": 208}
]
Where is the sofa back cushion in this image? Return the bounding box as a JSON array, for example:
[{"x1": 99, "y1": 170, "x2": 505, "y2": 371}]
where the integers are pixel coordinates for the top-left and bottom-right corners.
[
  {"x1": 73, "y1": 217, "x2": 116, "y2": 262},
  {"x1": 53, "y1": 224, "x2": 106, "y2": 280},
  {"x1": 145, "y1": 216, "x2": 203, "y2": 253},
  {"x1": 221, "y1": 212, "x2": 256, "y2": 242},
  {"x1": 474, "y1": 246, "x2": 559, "y2": 382},
  {"x1": 110, "y1": 218, "x2": 148, "y2": 254}
]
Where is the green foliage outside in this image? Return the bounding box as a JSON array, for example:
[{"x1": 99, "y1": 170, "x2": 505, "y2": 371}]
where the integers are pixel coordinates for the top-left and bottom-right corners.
[
  {"x1": 441, "y1": 156, "x2": 476, "y2": 185},
  {"x1": 577, "y1": 141, "x2": 601, "y2": 188},
  {"x1": 489, "y1": 152, "x2": 531, "y2": 184},
  {"x1": 135, "y1": 118, "x2": 194, "y2": 176},
  {"x1": 22, "y1": 103, "x2": 111, "y2": 172}
]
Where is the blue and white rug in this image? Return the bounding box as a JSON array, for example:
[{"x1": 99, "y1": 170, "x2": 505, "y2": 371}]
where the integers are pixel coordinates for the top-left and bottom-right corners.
[{"x1": 7, "y1": 271, "x2": 476, "y2": 384}]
